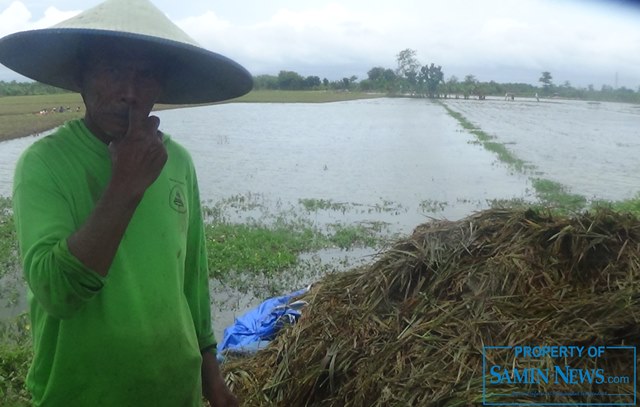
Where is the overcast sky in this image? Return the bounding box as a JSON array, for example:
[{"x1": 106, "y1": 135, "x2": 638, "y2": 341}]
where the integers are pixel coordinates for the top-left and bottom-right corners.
[{"x1": 1, "y1": 0, "x2": 639, "y2": 88}]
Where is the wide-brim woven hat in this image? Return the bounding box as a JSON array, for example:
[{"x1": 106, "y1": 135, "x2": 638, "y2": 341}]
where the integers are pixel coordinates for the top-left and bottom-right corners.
[{"x1": 0, "y1": 0, "x2": 253, "y2": 104}]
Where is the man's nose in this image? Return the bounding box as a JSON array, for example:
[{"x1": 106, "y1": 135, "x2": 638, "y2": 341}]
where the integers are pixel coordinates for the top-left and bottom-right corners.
[{"x1": 118, "y1": 71, "x2": 140, "y2": 104}]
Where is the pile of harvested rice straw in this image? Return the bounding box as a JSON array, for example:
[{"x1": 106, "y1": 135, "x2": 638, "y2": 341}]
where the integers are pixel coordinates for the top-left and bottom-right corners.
[{"x1": 222, "y1": 208, "x2": 640, "y2": 406}]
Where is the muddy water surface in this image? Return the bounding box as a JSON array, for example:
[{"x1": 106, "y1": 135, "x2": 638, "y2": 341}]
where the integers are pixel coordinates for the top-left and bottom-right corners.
[
  {"x1": 443, "y1": 97, "x2": 640, "y2": 201},
  {"x1": 3, "y1": 97, "x2": 636, "y2": 338}
]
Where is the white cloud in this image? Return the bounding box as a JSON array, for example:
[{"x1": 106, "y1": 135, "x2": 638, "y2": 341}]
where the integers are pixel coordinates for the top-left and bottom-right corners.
[
  {"x1": 0, "y1": 1, "x2": 31, "y2": 36},
  {"x1": 176, "y1": 3, "x2": 403, "y2": 77},
  {"x1": 1, "y1": 0, "x2": 640, "y2": 87},
  {"x1": 0, "y1": 1, "x2": 78, "y2": 36}
]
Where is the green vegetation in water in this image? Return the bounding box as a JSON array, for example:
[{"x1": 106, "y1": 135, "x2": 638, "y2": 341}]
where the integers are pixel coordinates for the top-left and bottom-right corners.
[
  {"x1": 591, "y1": 193, "x2": 640, "y2": 217},
  {"x1": 206, "y1": 222, "x2": 321, "y2": 280},
  {"x1": 202, "y1": 195, "x2": 399, "y2": 299},
  {"x1": 1, "y1": 189, "x2": 639, "y2": 403},
  {"x1": 440, "y1": 102, "x2": 592, "y2": 212},
  {"x1": 327, "y1": 222, "x2": 387, "y2": 249},
  {"x1": 483, "y1": 141, "x2": 528, "y2": 172},
  {"x1": 419, "y1": 199, "x2": 448, "y2": 213},
  {"x1": 299, "y1": 198, "x2": 352, "y2": 213},
  {"x1": 0, "y1": 197, "x2": 19, "y2": 280},
  {"x1": 530, "y1": 178, "x2": 587, "y2": 212},
  {"x1": 299, "y1": 198, "x2": 404, "y2": 215},
  {"x1": 612, "y1": 193, "x2": 640, "y2": 215},
  {"x1": 0, "y1": 192, "x2": 399, "y2": 405},
  {"x1": 440, "y1": 102, "x2": 532, "y2": 172},
  {"x1": 486, "y1": 197, "x2": 532, "y2": 210}
]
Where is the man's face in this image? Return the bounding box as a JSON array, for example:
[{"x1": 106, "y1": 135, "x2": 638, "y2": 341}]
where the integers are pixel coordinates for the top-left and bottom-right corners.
[{"x1": 80, "y1": 44, "x2": 164, "y2": 143}]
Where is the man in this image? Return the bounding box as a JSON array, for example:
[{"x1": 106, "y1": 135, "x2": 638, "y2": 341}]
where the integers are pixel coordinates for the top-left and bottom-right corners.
[{"x1": 0, "y1": 0, "x2": 252, "y2": 405}]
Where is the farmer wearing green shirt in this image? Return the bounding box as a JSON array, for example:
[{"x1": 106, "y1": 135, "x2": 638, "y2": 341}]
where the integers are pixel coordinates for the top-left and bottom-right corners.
[{"x1": 0, "y1": 0, "x2": 252, "y2": 405}]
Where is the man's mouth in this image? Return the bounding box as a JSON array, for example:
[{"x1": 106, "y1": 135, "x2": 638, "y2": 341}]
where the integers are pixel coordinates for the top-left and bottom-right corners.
[{"x1": 113, "y1": 112, "x2": 129, "y2": 121}]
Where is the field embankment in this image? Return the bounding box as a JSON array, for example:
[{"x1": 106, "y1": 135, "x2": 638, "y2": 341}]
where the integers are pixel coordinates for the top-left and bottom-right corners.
[
  {"x1": 440, "y1": 101, "x2": 607, "y2": 212},
  {"x1": 0, "y1": 93, "x2": 84, "y2": 142}
]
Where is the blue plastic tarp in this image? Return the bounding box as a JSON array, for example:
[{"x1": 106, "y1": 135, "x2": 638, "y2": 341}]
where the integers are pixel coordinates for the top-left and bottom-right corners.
[{"x1": 217, "y1": 287, "x2": 308, "y2": 357}]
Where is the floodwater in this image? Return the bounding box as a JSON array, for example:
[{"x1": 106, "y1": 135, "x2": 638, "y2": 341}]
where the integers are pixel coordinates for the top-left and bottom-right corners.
[
  {"x1": 0, "y1": 98, "x2": 535, "y2": 231},
  {"x1": 155, "y1": 98, "x2": 533, "y2": 226},
  {"x1": 443, "y1": 97, "x2": 640, "y2": 201},
  {"x1": 0, "y1": 97, "x2": 637, "y2": 339}
]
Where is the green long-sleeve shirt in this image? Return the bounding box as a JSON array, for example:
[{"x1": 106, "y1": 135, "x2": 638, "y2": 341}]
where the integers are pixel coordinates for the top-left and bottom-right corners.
[{"x1": 13, "y1": 119, "x2": 215, "y2": 406}]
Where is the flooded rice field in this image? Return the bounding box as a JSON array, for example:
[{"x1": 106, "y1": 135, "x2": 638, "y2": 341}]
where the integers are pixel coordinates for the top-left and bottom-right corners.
[
  {"x1": 0, "y1": 98, "x2": 536, "y2": 231},
  {"x1": 153, "y1": 98, "x2": 533, "y2": 230},
  {"x1": 0, "y1": 97, "x2": 637, "y2": 337},
  {"x1": 1, "y1": 97, "x2": 636, "y2": 216},
  {"x1": 442, "y1": 97, "x2": 640, "y2": 201}
]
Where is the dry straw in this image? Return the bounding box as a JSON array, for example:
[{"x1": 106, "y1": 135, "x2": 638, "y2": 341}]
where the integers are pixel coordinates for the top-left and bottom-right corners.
[{"x1": 222, "y1": 208, "x2": 640, "y2": 406}]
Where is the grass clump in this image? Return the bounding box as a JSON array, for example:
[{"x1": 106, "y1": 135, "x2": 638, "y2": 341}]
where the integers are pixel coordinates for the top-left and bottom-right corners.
[
  {"x1": 440, "y1": 103, "x2": 530, "y2": 172},
  {"x1": 0, "y1": 341, "x2": 32, "y2": 406},
  {"x1": 531, "y1": 178, "x2": 587, "y2": 212},
  {"x1": 442, "y1": 107, "x2": 477, "y2": 132},
  {"x1": 299, "y1": 198, "x2": 351, "y2": 213},
  {"x1": 206, "y1": 222, "x2": 322, "y2": 280},
  {"x1": 0, "y1": 314, "x2": 32, "y2": 407},
  {"x1": 201, "y1": 195, "x2": 398, "y2": 298},
  {"x1": 419, "y1": 199, "x2": 448, "y2": 213},
  {"x1": 299, "y1": 198, "x2": 405, "y2": 216},
  {"x1": 612, "y1": 193, "x2": 640, "y2": 217},
  {"x1": 483, "y1": 141, "x2": 527, "y2": 171},
  {"x1": 591, "y1": 193, "x2": 640, "y2": 219},
  {"x1": 327, "y1": 223, "x2": 383, "y2": 249},
  {"x1": 0, "y1": 197, "x2": 19, "y2": 280},
  {"x1": 0, "y1": 198, "x2": 31, "y2": 406}
]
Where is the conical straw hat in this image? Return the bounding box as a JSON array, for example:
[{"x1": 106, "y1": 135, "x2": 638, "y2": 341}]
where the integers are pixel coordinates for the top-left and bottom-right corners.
[{"x1": 0, "y1": 0, "x2": 253, "y2": 104}]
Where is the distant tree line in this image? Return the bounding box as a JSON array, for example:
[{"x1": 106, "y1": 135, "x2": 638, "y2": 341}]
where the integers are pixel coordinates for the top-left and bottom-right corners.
[
  {"x1": 2, "y1": 49, "x2": 640, "y2": 103},
  {"x1": 253, "y1": 49, "x2": 640, "y2": 104},
  {"x1": 253, "y1": 71, "x2": 359, "y2": 92},
  {"x1": 0, "y1": 80, "x2": 70, "y2": 96}
]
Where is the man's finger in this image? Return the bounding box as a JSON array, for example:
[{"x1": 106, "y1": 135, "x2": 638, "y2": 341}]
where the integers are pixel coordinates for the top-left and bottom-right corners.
[
  {"x1": 127, "y1": 104, "x2": 159, "y2": 139},
  {"x1": 126, "y1": 104, "x2": 145, "y2": 137},
  {"x1": 148, "y1": 115, "x2": 161, "y2": 135}
]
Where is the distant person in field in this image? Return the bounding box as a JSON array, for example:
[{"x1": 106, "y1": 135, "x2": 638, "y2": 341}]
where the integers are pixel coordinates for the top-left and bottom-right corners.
[{"x1": 0, "y1": 0, "x2": 252, "y2": 405}]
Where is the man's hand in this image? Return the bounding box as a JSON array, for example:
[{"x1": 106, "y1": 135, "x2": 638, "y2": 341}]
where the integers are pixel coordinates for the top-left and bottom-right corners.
[
  {"x1": 108, "y1": 104, "x2": 167, "y2": 201},
  {"x1": 202, "y1": 351, "x2": 239, "y2": 407},
  {"x1": 68, "y1": 104, "x2": 167, "y2": 277}
]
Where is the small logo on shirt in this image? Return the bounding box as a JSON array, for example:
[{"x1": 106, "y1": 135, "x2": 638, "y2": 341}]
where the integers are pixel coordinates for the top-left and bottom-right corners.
[{"x1": 169, "y1": 185, "x2": 187, "y2": 213}]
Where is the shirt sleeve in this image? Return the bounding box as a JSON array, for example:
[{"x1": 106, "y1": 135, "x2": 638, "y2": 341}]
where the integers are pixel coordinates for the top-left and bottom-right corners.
[
  {"x1": 182, "y1": 163, "x2": 217, "y2": 353},
  {"x1": 13, "y1": 148, "x2": 105, "y2": 320}
]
